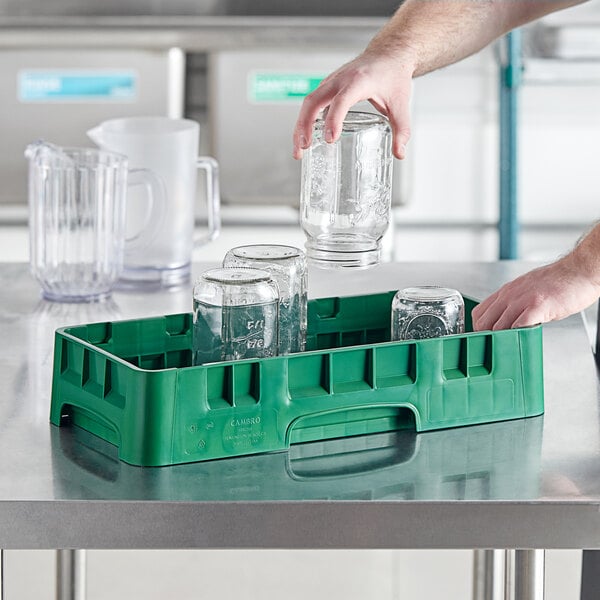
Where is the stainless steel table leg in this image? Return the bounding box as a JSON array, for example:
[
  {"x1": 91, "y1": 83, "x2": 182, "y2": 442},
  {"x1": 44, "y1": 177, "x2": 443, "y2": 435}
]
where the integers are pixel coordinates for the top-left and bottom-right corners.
[
  {"x1": 504, "y1": 550, "x2": 545, "y2": 600},
  {"x1": 473, "y1": 549, "x2": 505, "y2": 600},
  {"x1": 56, "y1": 549, "x2": 86, "y2": 600},
  {"x1": 580, "y1": 550, "x2": 600, "y2": 600},
  {"x1": 1, "y1": 549, "x2": 4, "y2": 600}
]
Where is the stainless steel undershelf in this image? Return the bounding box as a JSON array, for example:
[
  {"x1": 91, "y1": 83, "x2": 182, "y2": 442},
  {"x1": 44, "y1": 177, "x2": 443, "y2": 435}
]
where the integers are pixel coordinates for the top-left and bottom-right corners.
[{"x1": 0, "y1": 17, "x2": 385, "y2": 51}]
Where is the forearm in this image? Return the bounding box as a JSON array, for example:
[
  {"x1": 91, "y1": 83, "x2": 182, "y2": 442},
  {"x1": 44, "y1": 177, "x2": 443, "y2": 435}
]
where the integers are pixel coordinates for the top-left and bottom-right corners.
[
  {"x1": 366, "y1": 0, "x2": 588, "y2": 77},
  {"x1": 566, "y1": 221, "x2": 600, "y2": 289}
]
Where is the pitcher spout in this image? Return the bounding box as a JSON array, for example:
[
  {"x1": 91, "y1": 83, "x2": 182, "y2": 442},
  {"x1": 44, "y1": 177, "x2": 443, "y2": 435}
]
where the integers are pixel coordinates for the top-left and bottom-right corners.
[
  {"x1": 87, "y1": 126, "x2": 103, "y2": 146},
  {"x1": 24, "y1": 139, "x2": 74, "y2": 166},
  {"x1": 24, "y1": 139, "x2": 46, "y2": 160}
]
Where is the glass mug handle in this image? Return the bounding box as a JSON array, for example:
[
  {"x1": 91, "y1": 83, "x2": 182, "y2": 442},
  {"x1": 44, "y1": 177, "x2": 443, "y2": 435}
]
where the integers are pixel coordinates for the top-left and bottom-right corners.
[
  {"x1": 125, "y1": 168, "x2": 167, "y2": 251},
  {"x1": 194, "y1": 156, "x2": 221, "y2": 247}
]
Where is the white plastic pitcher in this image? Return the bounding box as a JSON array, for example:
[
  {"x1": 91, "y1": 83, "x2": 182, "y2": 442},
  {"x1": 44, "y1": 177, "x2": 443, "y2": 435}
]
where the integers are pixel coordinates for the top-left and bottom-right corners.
[{"x1": 88, "y1": 117, "x2": 220, "y2": 287}]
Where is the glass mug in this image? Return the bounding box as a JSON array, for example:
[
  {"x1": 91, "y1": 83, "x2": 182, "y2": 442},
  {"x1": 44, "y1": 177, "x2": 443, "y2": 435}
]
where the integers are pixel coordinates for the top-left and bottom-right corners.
[
  {"x1": 88, "y1": 116, "x2": 220, "y2": 287},
  {"x1": 223, "y1": 244, "x2": 307, "y2": 355},
  {"x1": 26, "y1": 141, "x2": 163, "y2": 302},
  {"x1": 300, "y1": 111, "x2": 393, "y2": 269},
  {"x1": 391, "y1": 286, "x2": 465, "y2": 341},
  {"x1": 192, "y1": 268, "x2": 279, "y2": 365}
]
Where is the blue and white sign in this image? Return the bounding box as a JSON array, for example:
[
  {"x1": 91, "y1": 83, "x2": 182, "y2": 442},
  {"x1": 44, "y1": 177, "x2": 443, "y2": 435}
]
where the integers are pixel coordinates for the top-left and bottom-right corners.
[{"x1": 19, "y1": 70, "x2": 137, "y2": 102}]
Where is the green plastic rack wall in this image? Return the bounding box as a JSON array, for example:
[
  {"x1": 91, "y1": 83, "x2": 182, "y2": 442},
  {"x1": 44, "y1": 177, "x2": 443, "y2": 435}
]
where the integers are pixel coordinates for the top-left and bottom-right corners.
[{"x1": 50, "y1": 291, "x2": 544, "y2": 467}]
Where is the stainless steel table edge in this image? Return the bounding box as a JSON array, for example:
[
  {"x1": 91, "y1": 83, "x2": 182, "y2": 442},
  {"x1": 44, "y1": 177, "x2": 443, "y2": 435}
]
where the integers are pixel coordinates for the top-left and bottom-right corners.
[{"x1": 1, "y1": 500, "x2": 599, "y2": 549}]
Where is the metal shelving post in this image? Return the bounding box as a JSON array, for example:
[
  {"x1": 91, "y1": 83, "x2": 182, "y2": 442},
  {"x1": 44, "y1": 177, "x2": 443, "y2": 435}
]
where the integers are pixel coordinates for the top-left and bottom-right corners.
[{"x1": 499, "y1": 30, "x2": 523, "y2": 260}]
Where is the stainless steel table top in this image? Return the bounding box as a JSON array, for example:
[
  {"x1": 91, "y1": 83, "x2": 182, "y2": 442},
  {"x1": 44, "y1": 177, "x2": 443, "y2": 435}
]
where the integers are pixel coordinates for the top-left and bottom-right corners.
[{"x1": 1, "y1": 261, "x2": 599, "y2": 549}]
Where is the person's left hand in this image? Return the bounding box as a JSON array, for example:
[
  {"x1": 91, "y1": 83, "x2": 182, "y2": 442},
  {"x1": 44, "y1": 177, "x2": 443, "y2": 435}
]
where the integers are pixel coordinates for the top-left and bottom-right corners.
[
  {"x1": 472, "y1": 256, "x2": 600, "y2": 331},
  {"x1": 292, "y1": 51, "x2": 414, "y2": 161}
]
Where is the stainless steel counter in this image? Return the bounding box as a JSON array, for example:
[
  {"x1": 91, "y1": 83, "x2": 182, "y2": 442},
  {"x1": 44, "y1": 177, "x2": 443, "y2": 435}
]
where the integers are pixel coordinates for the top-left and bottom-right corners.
[{"x1": 0, "y1": 261, "x2": 599, "y2": 550}]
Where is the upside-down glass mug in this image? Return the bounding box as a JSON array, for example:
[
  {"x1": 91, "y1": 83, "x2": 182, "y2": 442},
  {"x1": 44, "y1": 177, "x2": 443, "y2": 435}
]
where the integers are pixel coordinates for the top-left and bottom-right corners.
[
  {"x1": 192, "y1": 268, "x2": 279, "y2": 365},
  {"x1": 26, "y1": 141, "x2": 163, "y2": 302},
  {"x1": 300, "y1": 111, "x2": 393, "y2": 269},
  {"x1": 391, "y1": 286, "x2": 465, "y2": 341},
  {"x1": 223, "y1": 244, "x2": 307, "y2": 355},
  {"x1": 88, "y1": 117, "x2": 220, "y2": 287}
]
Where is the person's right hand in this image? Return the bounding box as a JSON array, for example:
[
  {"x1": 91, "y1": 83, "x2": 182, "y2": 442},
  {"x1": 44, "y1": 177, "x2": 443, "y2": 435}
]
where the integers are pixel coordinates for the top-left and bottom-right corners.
[
  {"x1": 471, "y1": 254, "x2": 600, "y2": 331},
  {"x1": 292, "y1": 51, "x2": 415, "y2": 160}
]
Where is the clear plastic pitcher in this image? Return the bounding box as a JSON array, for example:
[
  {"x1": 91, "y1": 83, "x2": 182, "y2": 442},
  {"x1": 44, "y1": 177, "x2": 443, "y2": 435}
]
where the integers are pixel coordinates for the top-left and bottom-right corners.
[
  {"x1": 88, "y1": 117, "x2": 220, "y2": 287},
  {"x1": 300, "y1": 111, "x2": 393, "y2": 269},
  {"x1": 26, "y1": 141, "x2": 162, "y2": 302}
]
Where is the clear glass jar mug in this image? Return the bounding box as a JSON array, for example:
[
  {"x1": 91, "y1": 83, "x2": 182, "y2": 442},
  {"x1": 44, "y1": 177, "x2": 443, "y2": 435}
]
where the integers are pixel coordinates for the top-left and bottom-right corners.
[
  {"x1": 192, "y1": 267, "x2": 279, "y2": 365},
  {"x1": 223, "y1": 244, "x2": 307, "y2": 355},
  {"x1": 300, "y1": 111, "x2": 393, "y2": 269},
  {"x1": 391, "y1": 286, "x2": 465, "y2": 341}
]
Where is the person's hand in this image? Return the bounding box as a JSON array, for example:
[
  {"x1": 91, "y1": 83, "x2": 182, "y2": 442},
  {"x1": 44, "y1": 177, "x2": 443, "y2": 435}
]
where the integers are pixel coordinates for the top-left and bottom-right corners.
[
  {"x1": 472, "y1": 255, "x2": 600, "y2": 331},
  {"x1": 292, "y1": 51, "x2": 415, "y2": 160}
]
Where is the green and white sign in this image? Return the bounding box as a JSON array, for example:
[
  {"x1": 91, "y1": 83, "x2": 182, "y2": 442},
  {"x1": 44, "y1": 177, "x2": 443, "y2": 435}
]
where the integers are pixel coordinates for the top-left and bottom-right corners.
[{"x1": 249, "y1": 72, "x2": 325, "y2": 103}]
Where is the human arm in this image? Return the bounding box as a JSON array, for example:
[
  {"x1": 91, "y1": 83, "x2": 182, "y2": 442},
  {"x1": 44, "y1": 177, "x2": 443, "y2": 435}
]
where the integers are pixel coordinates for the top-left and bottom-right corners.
[
  {"x1": 293, "y1": 0, "x2": 588, "y2": 160},
  {"x1": 472, "y1": 221, "x2": 600, "y2": 331}
]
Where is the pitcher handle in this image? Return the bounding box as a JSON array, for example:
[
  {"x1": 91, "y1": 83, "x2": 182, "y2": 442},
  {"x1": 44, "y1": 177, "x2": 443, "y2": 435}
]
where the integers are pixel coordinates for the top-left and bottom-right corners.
[
  {"x1": 194, "y1": 156, "x2": 221, "y2": 247},
  {"x1": 125, "y1": 168, "x2": 167, "y2": 251}
]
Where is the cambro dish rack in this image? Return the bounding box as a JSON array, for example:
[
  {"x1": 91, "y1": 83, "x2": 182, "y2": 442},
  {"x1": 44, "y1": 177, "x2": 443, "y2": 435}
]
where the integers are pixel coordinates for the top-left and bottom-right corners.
[{"x1": 50, "y1": 291, "x2": 544, "y2": 466}]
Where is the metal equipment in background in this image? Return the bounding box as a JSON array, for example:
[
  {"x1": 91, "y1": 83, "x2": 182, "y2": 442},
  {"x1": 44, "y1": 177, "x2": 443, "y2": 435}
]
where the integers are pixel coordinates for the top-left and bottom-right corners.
[
  {"x1": 0, "y1": 48, "x2": 184, "y2": 206},
  {"x1": 209, "y1": 50, "x2": 410, "y2": 208}
]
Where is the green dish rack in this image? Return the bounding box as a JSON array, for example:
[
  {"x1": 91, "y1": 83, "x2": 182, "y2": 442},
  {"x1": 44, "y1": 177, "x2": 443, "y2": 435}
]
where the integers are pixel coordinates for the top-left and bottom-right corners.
[{"x1": 50, "y1": 291, "x2": 544, "y2": 466}]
